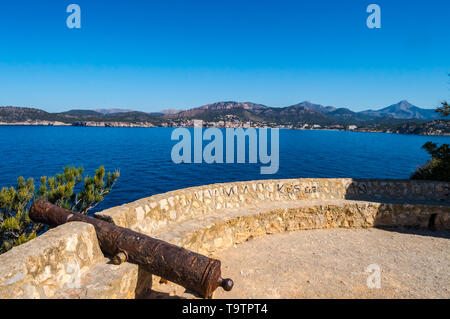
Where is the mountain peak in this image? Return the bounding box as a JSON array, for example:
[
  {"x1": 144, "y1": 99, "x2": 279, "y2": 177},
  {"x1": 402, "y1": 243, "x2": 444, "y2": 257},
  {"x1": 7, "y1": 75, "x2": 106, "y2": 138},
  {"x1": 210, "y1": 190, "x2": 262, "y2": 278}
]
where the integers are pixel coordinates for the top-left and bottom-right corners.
[
  {"x1": 387, "y1": 100, "x2": 417, "y2": 111},
  {"x1": 292, "y1": 101, "x2": 336, "y2": 113},
  {"x1": 95, "y1": 108, "x2": 134, "y2": 115},
  {"x1": 396, "y1": 100, "x2": 413, "y2": 107},
  {"x1": 160, "y1": 108, "x2": 183, "y2": 115},
  {"x1": 198, "y1": 101, "x2": 268, "y2": 111},
  {"x1": 360, "y1": 100, "x2": 438, "y2": 120}
]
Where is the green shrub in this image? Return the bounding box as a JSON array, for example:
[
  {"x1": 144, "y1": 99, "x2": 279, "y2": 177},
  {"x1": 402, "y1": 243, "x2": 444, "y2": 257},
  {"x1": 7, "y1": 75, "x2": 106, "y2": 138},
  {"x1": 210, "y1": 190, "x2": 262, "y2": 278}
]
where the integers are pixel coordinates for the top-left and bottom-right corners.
[
  {"x1": 436, "y1": 101, "x2": 449, "y2": 117},
  {"x1": 412, "y1": 142, "x2": 450, "y2": 181},
  {"x1": 412, "y1": 101, "x2": 450, "y2": 181},
  {"x1": 0, "y1": 166, "x2": 119, "y2": 254}
]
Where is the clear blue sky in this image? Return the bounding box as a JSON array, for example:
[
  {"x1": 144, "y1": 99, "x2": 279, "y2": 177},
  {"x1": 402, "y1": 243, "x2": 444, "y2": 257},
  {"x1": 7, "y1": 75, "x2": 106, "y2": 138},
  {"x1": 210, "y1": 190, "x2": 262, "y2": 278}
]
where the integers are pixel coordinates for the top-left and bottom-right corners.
[{"x1": 0, "y1": 0, "x2": 448, "y2": 112}]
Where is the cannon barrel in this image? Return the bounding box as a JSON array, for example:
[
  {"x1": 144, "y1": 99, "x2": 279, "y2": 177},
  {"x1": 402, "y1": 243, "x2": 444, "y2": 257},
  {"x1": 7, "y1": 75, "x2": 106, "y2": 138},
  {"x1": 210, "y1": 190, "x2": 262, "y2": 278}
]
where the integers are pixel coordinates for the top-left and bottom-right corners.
[{"x1": 30, "y1": 200, "x2": 233, "y2": 298}]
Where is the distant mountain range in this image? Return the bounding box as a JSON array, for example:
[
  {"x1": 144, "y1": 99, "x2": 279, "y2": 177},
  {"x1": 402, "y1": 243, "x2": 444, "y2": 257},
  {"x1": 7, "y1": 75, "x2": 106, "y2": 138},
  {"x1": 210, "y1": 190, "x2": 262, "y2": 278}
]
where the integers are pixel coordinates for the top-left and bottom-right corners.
[
  {"x1": 0, "y1": 107, "x2": 165, "y2": 125},
  {"x1": 360, "y1": 100, "x2": 438, "y2": 120},
  {"x1": 165, "y1": 100, "x2": 441, "y2": 125},
  {"x1": 95, "y1": 108, "x2": 135, "y2": 115},
  {"x1": 0, "y1": 100, "x2": 443, "y2": 128},
  {"x1": 159, "y1": 108, "x2": 184, "y2": 115}
]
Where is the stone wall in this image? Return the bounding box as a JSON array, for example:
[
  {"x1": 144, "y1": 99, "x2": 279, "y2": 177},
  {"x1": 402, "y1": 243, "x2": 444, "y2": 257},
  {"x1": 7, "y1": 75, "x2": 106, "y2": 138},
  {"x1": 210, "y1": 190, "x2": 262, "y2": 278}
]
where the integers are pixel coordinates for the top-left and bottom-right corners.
[
  {"x1": 0, "y1": 223, "x2": 102, "y2": 298},
  {"x1": 96, "y1": 178, "x2": 449, "y2": 237},
  {"x1": 0, "y1": 222, "x2": 152, "y2": 299},
  {"x1": 0, "y1": 178, "x2": 449, "y2": 299}
]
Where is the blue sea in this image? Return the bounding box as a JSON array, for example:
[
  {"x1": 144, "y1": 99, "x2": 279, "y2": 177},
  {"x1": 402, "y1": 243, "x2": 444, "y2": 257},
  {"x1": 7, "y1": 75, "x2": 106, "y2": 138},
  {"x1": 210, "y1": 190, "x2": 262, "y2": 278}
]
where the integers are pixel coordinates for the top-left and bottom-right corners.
[{"x1": 0, "y1": 126, "x2": 448, "y2": 212}]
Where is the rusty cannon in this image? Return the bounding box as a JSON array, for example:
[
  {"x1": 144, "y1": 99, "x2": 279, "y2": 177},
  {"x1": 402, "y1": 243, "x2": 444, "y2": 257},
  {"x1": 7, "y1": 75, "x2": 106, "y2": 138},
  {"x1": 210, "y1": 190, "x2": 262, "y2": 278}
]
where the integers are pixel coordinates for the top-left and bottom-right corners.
[{"x1": 29, "y1": 200, "x2": 233, "y2": 298}]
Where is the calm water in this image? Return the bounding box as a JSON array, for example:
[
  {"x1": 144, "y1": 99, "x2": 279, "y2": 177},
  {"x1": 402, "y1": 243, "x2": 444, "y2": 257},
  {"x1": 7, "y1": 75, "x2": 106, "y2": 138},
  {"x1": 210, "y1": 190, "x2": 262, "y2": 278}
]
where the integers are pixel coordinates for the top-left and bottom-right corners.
[{"x1": 0, "y1": 126, "x2": 448, "y2": 212}]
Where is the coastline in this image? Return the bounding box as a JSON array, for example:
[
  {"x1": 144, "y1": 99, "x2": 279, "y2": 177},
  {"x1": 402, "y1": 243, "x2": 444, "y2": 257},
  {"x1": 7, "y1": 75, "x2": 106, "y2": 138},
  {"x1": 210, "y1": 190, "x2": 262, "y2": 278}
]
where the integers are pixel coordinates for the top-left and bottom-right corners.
[{"x1": 0, "y1": 121, "x2": 449, "y2": 136}]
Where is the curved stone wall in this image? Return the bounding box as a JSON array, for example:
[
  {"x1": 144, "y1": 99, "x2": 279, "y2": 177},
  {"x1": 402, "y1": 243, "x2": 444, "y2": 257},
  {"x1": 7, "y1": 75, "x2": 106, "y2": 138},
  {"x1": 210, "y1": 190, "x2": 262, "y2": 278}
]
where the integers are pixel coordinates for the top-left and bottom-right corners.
[
  {"x1": 96, "y1": 178, "x2": 449, "y2": 238},
  {"x1": 1, "y1": 178, "x2": 449, "y2": 299}
]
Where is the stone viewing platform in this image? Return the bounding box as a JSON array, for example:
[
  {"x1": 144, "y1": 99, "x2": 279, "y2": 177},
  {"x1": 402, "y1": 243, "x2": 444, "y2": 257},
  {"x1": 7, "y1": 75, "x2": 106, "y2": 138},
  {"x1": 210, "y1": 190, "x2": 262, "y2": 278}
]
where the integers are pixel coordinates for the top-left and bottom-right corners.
[
  {"x1": 0, "y1": 178, "x2": 449, "y2": 298},
  {"x1": 213, "y1": 228, "x2": 449, "y2": 298}
]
